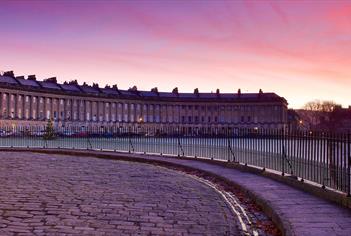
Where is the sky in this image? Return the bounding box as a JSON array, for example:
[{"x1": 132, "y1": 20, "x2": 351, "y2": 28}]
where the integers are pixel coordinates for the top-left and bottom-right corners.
[{"x1": 0, "y1": 0, "x2": 350, "y2": 108}]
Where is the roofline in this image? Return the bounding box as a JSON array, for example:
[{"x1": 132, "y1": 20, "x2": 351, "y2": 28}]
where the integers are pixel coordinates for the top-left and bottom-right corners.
[{"x1": 0, "y1": 76, "x2": 288, "y2": 105}]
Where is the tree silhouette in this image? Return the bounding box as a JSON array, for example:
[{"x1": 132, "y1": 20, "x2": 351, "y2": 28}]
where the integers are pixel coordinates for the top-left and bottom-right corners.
[{"x1": 43, "y1": 119, "x2": 55, "y2": 140}]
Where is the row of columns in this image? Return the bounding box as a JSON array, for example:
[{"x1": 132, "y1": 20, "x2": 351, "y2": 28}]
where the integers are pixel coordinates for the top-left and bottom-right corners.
[{"x1": 0, "y1": 92, "x2": 287, "y2": 125}]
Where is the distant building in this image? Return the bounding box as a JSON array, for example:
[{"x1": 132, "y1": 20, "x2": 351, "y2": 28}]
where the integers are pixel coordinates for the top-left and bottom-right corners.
[
  {"x1": 0, "y1": 71, "x2": 288, "y2": 133},
  {"x1": 330, "y1": 106, "x2": 351, "y2": 133},
  {"x1": 287, "y1": 109, "x2": 302, "y2": 130},
  {"x1": 295, "y1": 106, "x2": 351, "y2": 133}
]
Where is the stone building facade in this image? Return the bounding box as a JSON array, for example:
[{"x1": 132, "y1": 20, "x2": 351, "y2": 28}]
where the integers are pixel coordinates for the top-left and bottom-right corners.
[{"x1": 0, "y1": 72, "x2": 288, "y2": 133}]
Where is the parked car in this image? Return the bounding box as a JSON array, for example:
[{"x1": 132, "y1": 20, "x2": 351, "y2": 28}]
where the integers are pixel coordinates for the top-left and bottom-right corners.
[
  {"x1": 72, "y1": 131, "x2": 88, "y2": 138},
  {"x1": 0, "y1": 130, "x2": 12, "y2": 137},
  {"x1": 62, "y1": 131, "x2": 75, "y2": 137},
  {"x1": 30, "y1": 130, "x2": 45, "y2": 137}
]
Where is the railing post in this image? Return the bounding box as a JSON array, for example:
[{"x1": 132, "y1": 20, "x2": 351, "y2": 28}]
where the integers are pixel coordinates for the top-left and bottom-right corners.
[
  {"x1": 348, "y1": 132, "x2": 350, "y2": 197},
  {"x1": 177, "y1": 126, "x2": 184, "y2": 157},
  {"x1": 281, "y1": 128, "x2": 285, "y2": 176}
]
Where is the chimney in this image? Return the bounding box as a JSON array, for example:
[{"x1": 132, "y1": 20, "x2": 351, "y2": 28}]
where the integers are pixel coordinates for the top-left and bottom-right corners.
[
  {"x1": 194, "y1": 88, "x2": 199, "y2": 97},
  {"x1": 44, "y1": 77, "x2": 57, "y2": 83},
  {"x1": 172, "y1": 87, "x2": 178, "y2": 94},
  {"x1": 28, "y1": 75, "x2": 37, "y2": 81},
  {"x1": 3, "y1": 71, "x2": 15, "y2": 77},
  {"x1": 151, "y1": 87, "x2": 158, "y2": 93}
]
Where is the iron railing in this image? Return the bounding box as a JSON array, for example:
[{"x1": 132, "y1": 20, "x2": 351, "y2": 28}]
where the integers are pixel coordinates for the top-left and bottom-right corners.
[{"x1": 0, "y1": 126, "x2": 350, "y2": 196}]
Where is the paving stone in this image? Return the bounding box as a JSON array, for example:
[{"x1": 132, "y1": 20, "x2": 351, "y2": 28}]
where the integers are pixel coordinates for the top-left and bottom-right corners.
[
  {"x1": 120, "y1": 152, "x2": 351, "y2": 236},
  {"x1": 0, "y1": 152, "x2": 239, "y2": 235}
]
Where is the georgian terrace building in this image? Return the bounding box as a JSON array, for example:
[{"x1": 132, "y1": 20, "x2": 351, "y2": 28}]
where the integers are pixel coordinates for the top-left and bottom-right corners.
[{"x1": 0, "y1": 72, "x2": 288, "y2": 133}]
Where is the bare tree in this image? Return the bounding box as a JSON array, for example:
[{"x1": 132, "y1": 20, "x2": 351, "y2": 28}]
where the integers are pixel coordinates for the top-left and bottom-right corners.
[
  {"x1": 301, "y1": 100, "x2": 340, "y2": 130},
  {"x1": 303, "y1": 100, "x2": 338, "y2": 112}
]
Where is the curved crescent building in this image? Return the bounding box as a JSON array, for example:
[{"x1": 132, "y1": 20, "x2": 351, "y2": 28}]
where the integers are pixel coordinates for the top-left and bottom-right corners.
[{"x1": 0, "y1": 71, "x2": 288, "y2": 132}]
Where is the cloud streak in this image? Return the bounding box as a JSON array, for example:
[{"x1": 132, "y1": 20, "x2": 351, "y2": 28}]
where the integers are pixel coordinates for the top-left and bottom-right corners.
[{"x1": 0, "y1": 0, "x2": 350, "y2": 108}]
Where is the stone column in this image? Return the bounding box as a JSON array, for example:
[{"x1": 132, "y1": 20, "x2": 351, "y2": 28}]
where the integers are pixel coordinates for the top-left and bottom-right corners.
[
  {"x1": 0, "y1": 92, "x2": 2, "y2": 119},
  {"x1": 14, "y1": 94, "x2": 18, "y2": 119}
]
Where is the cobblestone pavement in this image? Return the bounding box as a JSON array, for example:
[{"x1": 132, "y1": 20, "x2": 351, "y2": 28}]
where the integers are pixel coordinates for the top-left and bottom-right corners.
[
  {"x1": 0, "y1": 152, "x2": 240, "y2": 235},
  {"x1": 117, "y1": 153, "x2": 351, "y2": 236}
]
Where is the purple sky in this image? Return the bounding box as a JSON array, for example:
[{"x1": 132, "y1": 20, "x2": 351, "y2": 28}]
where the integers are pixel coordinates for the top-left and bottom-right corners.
[{"x1": 1, "y1": 0, "x2": 350, "y2": 108}]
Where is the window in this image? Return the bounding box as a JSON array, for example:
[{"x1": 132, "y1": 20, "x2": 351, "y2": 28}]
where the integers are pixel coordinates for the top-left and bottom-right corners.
[
  {"x1": 148, "y1": 114, "x2": 153, "y2": 122},
  {"x1": 188, "y1": 116, "x2": 192, "y2": 123}
]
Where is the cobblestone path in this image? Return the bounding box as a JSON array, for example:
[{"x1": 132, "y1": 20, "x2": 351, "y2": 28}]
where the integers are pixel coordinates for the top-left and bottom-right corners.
[{"x1": 0, "y1": 152, "x2": 239, "y2": 235}]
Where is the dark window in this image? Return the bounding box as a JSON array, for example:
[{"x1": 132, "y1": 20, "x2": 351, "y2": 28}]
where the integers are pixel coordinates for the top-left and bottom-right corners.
[
  {"x1": 247, "y1": 116, "x2": 251, "y2": 122},
  {"x1": 188, "y1": 116, "x2": 192, "y2": 123},
  {"x1": 194, "y1": 105, "x2": 198, "y2": 110},
  {"x1": 241, "y1": 116, "x2": 245, "y2": 122},
  {"x1": 215, "y1": 116, "x2": 218, "y2": 122},
  {"x1": 195, "y1": 116, "x2": 199, "y2": 123},
  {"x1": 181, "y1": 116, "x2": 185, "y2": 123},
  {"x1": 201, "y1": 116, "x2": 205, "y2": 123},
  {"x1": 208, "y1": 117, "x2": 211, "y2": 122}
]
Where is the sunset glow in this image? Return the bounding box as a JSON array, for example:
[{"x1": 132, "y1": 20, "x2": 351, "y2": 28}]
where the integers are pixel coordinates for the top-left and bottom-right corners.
[{"x1": 1, "y1": 0, "x2": 350, "y2": 108}]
